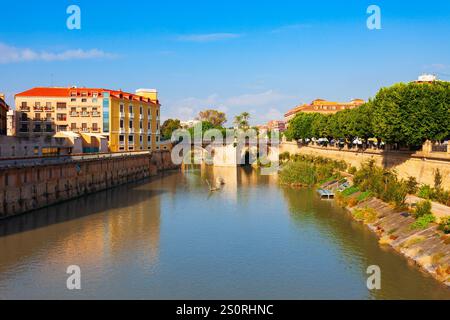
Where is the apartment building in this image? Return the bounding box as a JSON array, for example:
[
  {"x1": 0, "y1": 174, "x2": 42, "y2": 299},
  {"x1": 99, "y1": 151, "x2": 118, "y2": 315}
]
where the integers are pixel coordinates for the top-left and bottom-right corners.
[
  {"x1": 0, "y1": 93, "x2": 9, "y2": 135},
  {"x1": 15, "y1": 87, "x2": 161, "y2": 152},
  {"x1": 284, "y1": 98, "x2": 365, "y2": 122}
]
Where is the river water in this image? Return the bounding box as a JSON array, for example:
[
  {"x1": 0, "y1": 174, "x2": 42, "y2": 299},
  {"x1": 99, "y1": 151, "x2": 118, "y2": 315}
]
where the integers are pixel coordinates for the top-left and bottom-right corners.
[{"x1": 0, "y1": 167, "x2": 449, "y2": 300}]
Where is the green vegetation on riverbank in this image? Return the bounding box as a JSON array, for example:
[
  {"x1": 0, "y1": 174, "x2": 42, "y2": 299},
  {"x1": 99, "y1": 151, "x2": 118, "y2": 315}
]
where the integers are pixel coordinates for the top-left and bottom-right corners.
[
  {"x1": 285, "y1": 81, "x2": 450, "y2": 148},
  {"x1": 279, "y1": 154, "x2": 347, "y2": 187}
]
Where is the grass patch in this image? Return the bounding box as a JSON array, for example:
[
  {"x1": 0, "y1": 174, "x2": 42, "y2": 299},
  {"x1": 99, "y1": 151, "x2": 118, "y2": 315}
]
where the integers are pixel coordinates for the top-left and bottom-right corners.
[
  {"x1": 342, "y1": 186, "x2": 359, "y2": 197},
  {"x1": 357, "y1": 191, "x2": 372, "y2": 202},
  {"x1": 402, "y1": 236, "x2": 425, "y2": 248},
  {"x1": 410, "y1": 214, "x2": 436, "y2": 230},
  {"x1": 352, "y1": 207, "x2": 378, "y2": 224}
]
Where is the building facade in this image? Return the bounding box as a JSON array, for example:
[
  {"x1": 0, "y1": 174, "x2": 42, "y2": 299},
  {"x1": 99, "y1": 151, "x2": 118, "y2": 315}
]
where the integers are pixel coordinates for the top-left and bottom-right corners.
[
  {"x1": 267, "y1": 120, "x2": 286, "y2": 132},
  {"x1": 284, "y1": 98, "x2": 365, "y2": 122},
  {"x1": 0, "y1": 93, "x2": 9, "y2": 135},
  {"x1": 15, "y1": 87, "x2": 161, "y2": 152}
]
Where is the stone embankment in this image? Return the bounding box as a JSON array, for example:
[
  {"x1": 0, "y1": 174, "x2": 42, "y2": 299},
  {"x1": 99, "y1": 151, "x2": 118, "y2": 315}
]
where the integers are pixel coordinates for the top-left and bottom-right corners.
[
  {"x1": 0, "y1": 150, "x2": 179, "y2": 219},
  {"x1": 348, "y1": 198, "x2": 450, "y2": 287}
]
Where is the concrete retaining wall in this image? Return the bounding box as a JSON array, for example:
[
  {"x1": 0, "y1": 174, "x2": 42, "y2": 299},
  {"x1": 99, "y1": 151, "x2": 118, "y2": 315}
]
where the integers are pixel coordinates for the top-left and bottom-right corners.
[
  {"x1": 280, "y1": 142, "x2": 450, "y2": 189},
  {"x1": 0, "y1": 150, "x2": 178, "y2": 219}
]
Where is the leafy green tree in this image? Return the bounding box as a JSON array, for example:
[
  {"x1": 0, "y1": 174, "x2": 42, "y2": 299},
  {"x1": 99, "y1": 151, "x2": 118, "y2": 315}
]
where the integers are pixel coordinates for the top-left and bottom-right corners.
[{"x1": 161, "y1": 119, "x2": 181, "y2": 140}]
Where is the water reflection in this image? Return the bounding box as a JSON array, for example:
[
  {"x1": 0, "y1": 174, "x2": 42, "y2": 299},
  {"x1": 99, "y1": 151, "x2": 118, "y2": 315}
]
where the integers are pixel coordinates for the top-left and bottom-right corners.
[{"x1": 0, "y1": 168, "x2": 449, "y2": 299}]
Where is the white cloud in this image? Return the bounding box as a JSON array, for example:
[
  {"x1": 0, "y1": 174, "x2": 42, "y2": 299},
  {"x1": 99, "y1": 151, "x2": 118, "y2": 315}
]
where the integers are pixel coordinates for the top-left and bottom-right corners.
[
  {"x1": 177, "y1": 33, "x2": 241, "y2": 42},
  {"x1": 164, "y1": 90, "x2": 296, "y2": 125},
  {"x1": 0, "y1": 42, "x2": 116, "y2": 64},
  {"x1": 270, "y1": 24, "x2": 311, "y2": 34}
]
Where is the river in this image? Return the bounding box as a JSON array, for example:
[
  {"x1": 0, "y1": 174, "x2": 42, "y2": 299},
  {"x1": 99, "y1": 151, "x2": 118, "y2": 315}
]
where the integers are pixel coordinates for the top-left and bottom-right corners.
[{"x1": 0, "y1": 167, "x2": 449, "y2": 299}]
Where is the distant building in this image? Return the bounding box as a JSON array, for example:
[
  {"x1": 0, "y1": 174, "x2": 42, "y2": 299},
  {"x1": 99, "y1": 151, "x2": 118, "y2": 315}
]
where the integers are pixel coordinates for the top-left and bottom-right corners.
[
  {"x1": 415, "y1": 74, "x2": 438, "y2": 83},
  {"x1": 180, "y1": 119, "x2": 201, "y2": 128},
  {"x1": 267, "y1": 120, "x2": 286, "y2": 132},
  {"x1": 0, "y1": 135, "x2": 74, "y2": 158},
  {"x1": 0, "y1": 93, "x2": 9, "y2": 135},
  {"x1": 284, "y1": 98, "x2": 365, "y2": 122},
  {"x1": 7, "y1": 110, "x2": 19, "y2": 136},
  {"x1": 15, "y1": 87, "x2": 161, "y2": 152}
]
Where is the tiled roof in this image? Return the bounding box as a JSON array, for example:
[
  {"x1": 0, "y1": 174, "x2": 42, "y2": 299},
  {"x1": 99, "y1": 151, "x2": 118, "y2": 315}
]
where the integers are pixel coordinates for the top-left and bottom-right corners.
[
  {"x1": 15, "y1": 87, "x2": 159, "y2": 104},
  {"x1": 284, "y1": 99, "x2": 364, "y2": 117}
]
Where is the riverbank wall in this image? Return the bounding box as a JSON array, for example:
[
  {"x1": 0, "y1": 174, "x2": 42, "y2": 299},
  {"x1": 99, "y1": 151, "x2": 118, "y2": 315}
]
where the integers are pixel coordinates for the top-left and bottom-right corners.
[
  {"x1": 345, "y1": 197, "x2": 450, "y2": 287},
  {"x1": 280, "y1": 142, "x2": 450, "y2": 189},
  {"x1": 0, "y1": 150, "x2": 179, "y2": 219}
]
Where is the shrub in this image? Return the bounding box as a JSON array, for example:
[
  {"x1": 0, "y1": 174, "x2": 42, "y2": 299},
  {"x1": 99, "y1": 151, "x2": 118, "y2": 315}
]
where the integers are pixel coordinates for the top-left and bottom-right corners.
[
  {"x1": 342, "y1": 186, "x2": 359, "y2": 197},
  {"x1": 413, "y1": 200, "x2": 432, "y2": 218},
  {"x1": 418, "y1": 184, "x2": 433, "y2": 199},
  {"x1": 357, "y1": 191, "x2": 372, "y2": 202},
  {"x1": 411, "y1": 214, "x2": 435, "y2": 229},
  {"x1": 348, "y1": 166, "x2": 358, "y2": 175},
  {"x1": 279, "y1": 161, "x2": 317, "y2": 186},
  {"x1": 438, "y1": 217, "x2": 450, "y2": 234},
  {"x1": 406, "y1": 176, "x2": 419, "y2": 194}
]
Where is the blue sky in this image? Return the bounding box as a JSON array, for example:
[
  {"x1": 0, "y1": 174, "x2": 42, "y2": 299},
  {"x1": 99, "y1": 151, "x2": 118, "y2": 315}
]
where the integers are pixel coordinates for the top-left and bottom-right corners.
[{"x1": 1, "y1": 0, "x2": 450, "y2": 125}]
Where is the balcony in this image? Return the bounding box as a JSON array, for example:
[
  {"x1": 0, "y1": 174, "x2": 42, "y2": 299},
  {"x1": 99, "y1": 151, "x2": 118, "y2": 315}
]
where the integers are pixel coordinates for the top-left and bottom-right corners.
[
  {"x1": 81, "y1": 112, "x2": 90, "y2": 117},
  {"x1": 119, "y1": 140, "x2": 125, "y2": 146},
  {"x1": 20, "y1": 106, "x2": 30, "y2": 112},
  {"x1": 129, "y1": 128, "x2": 135, "y2": 133},
  {"x1": 70, "y1": 112, "x2": 79, "y2": 117},
  {"x1": 119, "y1": 128, "x2": 125, "y2": 134},
  {"x1": 92, "y1": 112, "x2": 100, "y2": 117},
  {"x1": 56, "y1": 117, "x2": 67, "y2": 122},
  {"x1": 139, "y1": 114, "x2": 143, "y2": 120},
  {"x1": 119, "y1": 112, "x2": 125, "y2": 118},
  {"x1": 33, "y1": 106, "x2": 43, "y2": 112},
  {"x1": 129, "y1": 113, "x2": 134, "y2": 118},
  {"x1": 44, "y1": 117, "x2": 54, "y2": 122}
]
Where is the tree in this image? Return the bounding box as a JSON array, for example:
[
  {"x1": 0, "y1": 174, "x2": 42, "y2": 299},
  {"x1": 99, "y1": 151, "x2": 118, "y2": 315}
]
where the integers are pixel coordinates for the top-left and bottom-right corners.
[
  {"x1": 372, "y1": 82, "x2": 450, "y2": 147},
  {"x1": 197, "y1": 109, "x2": 227, "y2": 127},
  {"x1": 161, "y1": 119, "x2": 181, "y2": 140},
  {"x1": 234, "y1": 112, "x2": 250, "y2": 130}
]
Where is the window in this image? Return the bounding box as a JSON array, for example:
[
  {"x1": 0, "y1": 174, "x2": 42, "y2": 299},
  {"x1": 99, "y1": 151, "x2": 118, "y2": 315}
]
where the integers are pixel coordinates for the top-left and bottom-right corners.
[
  {"x1": 82, "y1": 123, "x2": 87, "y2": 130},
  {"x1": 119, "y1": 135, "x2": 124, "y2": 142},
  {"x1": 71, "y1": 123, "x2": 77, "y2": 130},
  {"x1": 120, "y1": 119, "x2": 124, "y2": 129},
  {"x1": 46, "y1": 113, "x2": 52, "y2": 120},
  {"x1": 35, "y1": 102, "x2": 41, "y2": 107},
  {"x1": 156, "y1": 136, "x2": 160, "y2": 142},
  {"x1": 46, "y1": 124, "x2": 53, "y2": 132},
  {"x1": 71, "y1": 98, "x2": 76, "y2": 102},
  {"x1": 148, "y1": 121, "x2": 151, "y2": 130},
  {"x1": 147, "y1": 135, "x2": 151, "y2": 142},
  {"x1": 34, "y1": 124, "x2": 41, "y2": 132},
  {"x1": 57, "y1": 113, "x2": 67, "y2": 121},
  {"x1": 81, "y1": 92, "x2": 87, "y2": 97},
  {"x1": 57, "y1": 102, "x2": 67, "y2": 109},
  {"x1": 140, "y1": 106, "x2": 143, "y2": 115},
  {"x1": 46, "y1": 102, "x2": 52, "y2": 108},
  {"x1": 92, "y1": 123, "x2": 98, "y2": 131},
  {"x1": 129, "y1": 105, "x2": 133, "y2": 114},
  {"x1": 156, "y1": 109, "x2": 159, "y2": 117},
  {"x1": 140, "y1": 121, "x2": 143, "y2": 129},
  {"x1": 140, "y1": 135, "x2": 143, "y2": 144},
  {"x1": 21, "y1": 102, "x2": 27, "y2": 108},
  {"x1": 128, "y1": 135, "x2": 134, "y2": 143},
  {"x1": 120, "y1": 104, "x2": 124, "y2": 113},
  {"x1": 81, "y1": 98, "x2": 87, "y2": 103},
  {"x1": 129, "y1": 120, "x2": 133, "y2": 129},
  {"x1": 70, "y1": 91, "x2": 77, "y2": 97},
  {"x1": 35, "y1": 113, "x2": 41, "y2": 120}
]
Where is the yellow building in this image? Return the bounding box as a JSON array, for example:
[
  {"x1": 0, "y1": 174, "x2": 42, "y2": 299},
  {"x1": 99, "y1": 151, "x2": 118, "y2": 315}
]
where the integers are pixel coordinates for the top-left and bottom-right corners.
[
  {"x1": 15, "y1": 87, "x2": 161, "y2": 152},
  {"x1": 284, "y1": 98, "x2": 365, "y2": 122}
]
